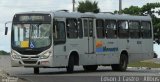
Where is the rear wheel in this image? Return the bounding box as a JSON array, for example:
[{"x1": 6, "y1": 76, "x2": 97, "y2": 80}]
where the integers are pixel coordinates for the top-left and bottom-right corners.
[
  {"x1": 111, "y1": 54, "x2": 128, "y2": 71},
  {"x1": 66, "y1": 55, "x2": 74, "y2": 73},
  {"x1": 83, "y1": 65, "x2": 98, "y2": 71},
  {"x1": 34, "y1": 67, "x2": 39, "y2": 74}
]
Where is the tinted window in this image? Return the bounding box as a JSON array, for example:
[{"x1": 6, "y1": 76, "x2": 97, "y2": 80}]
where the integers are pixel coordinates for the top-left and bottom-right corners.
[
  {"x1": 66, "y1": 18, "x2": 78, "y2": 38},
  {"x1": 141, "y1": 21, "x2": 152, "y2": 38},
  {"x1": 78, "y1": 19, "x2": 83, "y2": 38},
  {"x1": 105, "y1": 20, "x2": 117, "y2": 38},
  {"x1": 118, "y1": 20, "x2": 129, "y2": 38},
  {"x1": 129, "y1": 21, "x2": 140, "y2": 38},
  {"x1": 89, "y1": 20, "x2": 93, "y2": 37},
  {"x1": 96, "y1": 19, "x2": 104, "y2": 38},
  {"x1": 53, "y1": 21, "x2": 66, "y2": 44},
  {"x1": 84, "y1": 20, "x2": 88, "y2": 37}
]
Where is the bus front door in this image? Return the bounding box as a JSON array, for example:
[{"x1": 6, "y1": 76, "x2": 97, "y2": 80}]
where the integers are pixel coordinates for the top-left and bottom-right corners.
[{"x1": 83, "y1": 18, "x2": 94, "y2": 54}]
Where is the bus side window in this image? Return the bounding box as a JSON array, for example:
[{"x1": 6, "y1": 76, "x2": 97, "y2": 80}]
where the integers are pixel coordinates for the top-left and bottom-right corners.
[
  {"x1": 118, "y1": 20, "x2": 129, "y2": 38},
  {"x1": 78, "y1": 19, "x2": 83, "y2": 38},
  {"x1": 105, "y1": 20, "x2": 117, "y2": 38},
  {"x1": 129, "y1": 21, "x2": 140, "y2": 38},
  {"x1": 141, "y1": 21, "x2": 152, "y2": 38},
  {"x1": 53, "y1": 21, "x2": 66, "y2": 45},
  {"x1": 66, "y1": 18, "x2": 78, "y2": 38},
  {"x1": 84, "y1": 20, "x2": 88, "y2": 37},
  {"x1": 96, "y1": 19, "x2": 105, "y2": 38}
]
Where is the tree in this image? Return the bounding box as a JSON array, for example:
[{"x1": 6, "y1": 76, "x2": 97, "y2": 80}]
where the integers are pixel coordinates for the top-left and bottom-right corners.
[
  {"x1": 120, "y1": 6, "x2": 141, "y2": 15},
  {"x1": 77, "y1": 0, "x2": 100, "y2": 13},
  {"x1": 0, "y1": 50, "x2": 10, "y2": 55}
]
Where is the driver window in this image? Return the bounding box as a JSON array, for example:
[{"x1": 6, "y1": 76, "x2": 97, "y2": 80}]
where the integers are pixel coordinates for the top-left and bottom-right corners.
[{"x1": 53, "y1": 21, "x2": 66, "y2": 44}]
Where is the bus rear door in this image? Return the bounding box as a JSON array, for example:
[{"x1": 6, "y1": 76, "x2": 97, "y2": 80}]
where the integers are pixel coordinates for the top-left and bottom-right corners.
[{"x1": 82, "y1": 18, "x2": 95, "y2": 54}]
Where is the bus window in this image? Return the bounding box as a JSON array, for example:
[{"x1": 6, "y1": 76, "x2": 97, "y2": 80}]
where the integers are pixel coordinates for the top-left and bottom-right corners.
[
  {"x1": 129, "y1": 21, "x2": 140, "y2": 38},
  {"x1": 141, "y1": 21, "x2": 152, "y2": 38},
  {"x1": 96, "y1": 19, "x2": 104, "y2": 38},
  {"x1": 78, "y1": 19, "x2": 83, "y2": 38},
  {"x1": 105, "y1": 20, "x2": 117, "y2": 38},
  {"x1": 53, "y1": 21, "x2": 66, "y2": 44},
  {"x1": 89, "y1": 20, "x2": 93, "y2": 37},
  {"x1": 66, "y1": 18, "x2": 78, "y2": 38},
  {"x1": 118, "y1": 20, "x2": 129, "y2": 38},
  {"x1": 84, "y1": 20, "x2": 88, "y2": 37}
]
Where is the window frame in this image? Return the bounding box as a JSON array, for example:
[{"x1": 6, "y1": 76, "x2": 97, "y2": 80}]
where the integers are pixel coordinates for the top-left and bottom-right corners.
[
  {"x1": 53, "y1": 20, "x2": 66, "y2": 45},
  {"x1": 96, "y1": 19, "x2": 105, "y2": 38},
  {"x1": 129, "y1": 21, "x2": 141, "y2": 39},
  {"x1": 117, "y1": 20, "x2": 129, "y2": 38},
  {"x1": 105, "y1": 19, "x2": 117, "y2": 39},
  {"x1": 78, "y1": 18, "x2": 83, "y2": 38},
  {"x1": 141, "y1": 21, "x2": 152, "y2": 39},
  {"x1": 66, "y1": 18, "x2": 78, "y2": 39}
]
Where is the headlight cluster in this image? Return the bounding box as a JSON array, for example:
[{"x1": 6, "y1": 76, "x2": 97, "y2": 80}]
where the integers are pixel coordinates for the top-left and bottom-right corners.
[
  {"x1": 39, "y1": 52, "x2": 51, "y2": 59},
  {"x1": 11, "y1": 52, "x2": 21, "y2": 59}
]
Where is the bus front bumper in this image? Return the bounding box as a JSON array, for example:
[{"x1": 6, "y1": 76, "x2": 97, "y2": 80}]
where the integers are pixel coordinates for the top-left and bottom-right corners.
[{"x1": 11, "y1": 56, "x2": 53, "y2": 67}]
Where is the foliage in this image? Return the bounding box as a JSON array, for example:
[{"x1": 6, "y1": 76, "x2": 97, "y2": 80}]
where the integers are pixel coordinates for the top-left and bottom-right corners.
[
  {"x1": 120, "y1": 6, "x2": 141, "y2": 15},
  {"x1": 77, "y1": 0, "x2": 100, "y2": 13},
  {"x1": 0, "y1": 50, "x2": 10, "y2": 55}
]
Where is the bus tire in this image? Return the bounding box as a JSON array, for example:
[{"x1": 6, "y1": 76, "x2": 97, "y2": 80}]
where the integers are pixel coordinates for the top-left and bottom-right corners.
[
  {"x1": 83, "y1": 65, "x2": 98, "y2": 71},
  {"x1": 67, "y1": 55, "x2": 74, "y2": 73},
  {"x1": 34, "y1": 67, "x2": 39, "y2": 74},
  {"x1": 111, "y1": 54, "x2": 128, "y2": 71}
]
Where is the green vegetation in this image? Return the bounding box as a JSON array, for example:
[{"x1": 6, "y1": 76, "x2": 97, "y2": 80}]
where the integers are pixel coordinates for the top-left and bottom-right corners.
[
  {"x1": 0, "y1": 50, "x2": 10, "y2": 55},
  {"x1": 128, "y1": 61, "x2": 160, "y2": 68},
  {"x1": 77, "y1": 0, "x2": 100, "y2": 13}
]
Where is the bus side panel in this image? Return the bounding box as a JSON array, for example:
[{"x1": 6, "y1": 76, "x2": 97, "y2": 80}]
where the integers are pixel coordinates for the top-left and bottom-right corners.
[
  {"x1": 66, "y1": 39, "x2": 97, "y2": 65},
  {"x1": 53, "y1": 45, "x2": 68, "y2": 67},
  {"x1": 141, "y1": 39, "x2": 153, "y2": 60},
  {"x1": 96, "y1": 39, "x2": 120, "y2": 64},
  {"x1": 127, "y1": 39, "x2": 143, "y2": 63}
]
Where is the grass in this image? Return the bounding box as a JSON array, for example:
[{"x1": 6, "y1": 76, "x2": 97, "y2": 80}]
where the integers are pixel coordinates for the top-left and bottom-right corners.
[{"x1": 128, "y1": 61, "x2": 160, "y2": 68}]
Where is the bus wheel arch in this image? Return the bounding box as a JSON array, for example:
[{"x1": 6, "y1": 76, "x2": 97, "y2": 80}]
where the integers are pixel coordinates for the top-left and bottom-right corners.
[
  {"x1": 66, "y1": 51, "x2": 79, "y2": 73},
  {"x1": 111, "y1": 50, "x2": 128, "y2": 71}
]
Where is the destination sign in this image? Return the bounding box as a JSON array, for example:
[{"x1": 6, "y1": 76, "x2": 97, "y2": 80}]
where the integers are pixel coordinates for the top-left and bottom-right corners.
[{"x1": 13, "y1": 14, "x2": 51, "y2": 23}]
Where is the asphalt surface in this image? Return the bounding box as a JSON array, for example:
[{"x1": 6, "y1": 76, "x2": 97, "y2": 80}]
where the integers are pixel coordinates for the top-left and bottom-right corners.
[{"x1": 0, "y1": 55, "x2": 160, "y2": 82}]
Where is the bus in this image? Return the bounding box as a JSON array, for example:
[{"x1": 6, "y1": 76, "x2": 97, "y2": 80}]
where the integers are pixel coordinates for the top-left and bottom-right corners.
[{"x1": 5, "y1": 11, "x2": 154, "y2": 74}]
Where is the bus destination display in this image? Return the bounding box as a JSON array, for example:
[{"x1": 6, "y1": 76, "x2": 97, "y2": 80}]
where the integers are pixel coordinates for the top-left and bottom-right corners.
[{"x1": 13, "y1": 14, "x2": 51, "y2": 22}]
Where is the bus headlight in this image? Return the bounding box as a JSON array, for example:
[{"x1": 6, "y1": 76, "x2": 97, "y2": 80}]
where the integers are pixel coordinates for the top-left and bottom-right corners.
[
  {"x1": 11, "y1": 52, "x2": 21, "y2": 59},
  {"x1": 39, "y1": 52, "x2": 51, "y2": 59}
]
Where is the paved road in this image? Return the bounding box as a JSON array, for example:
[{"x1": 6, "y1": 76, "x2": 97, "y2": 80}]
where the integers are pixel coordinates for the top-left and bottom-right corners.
[{"x1": 1, "y1": 55, "x2": 160, "y2": 82}]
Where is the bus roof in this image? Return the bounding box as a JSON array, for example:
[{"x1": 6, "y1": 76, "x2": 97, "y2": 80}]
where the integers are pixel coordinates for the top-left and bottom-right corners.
[
  {"x1": 15, "y1": 11, "x2": 152, "y2": 21},
  {"x1": 53, "y1": 11, "x2": 152, "y2": 21}
]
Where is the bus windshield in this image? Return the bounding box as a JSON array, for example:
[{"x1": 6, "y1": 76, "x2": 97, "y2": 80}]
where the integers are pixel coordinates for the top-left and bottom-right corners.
[{"x1": 12, "y1": 23, "x2": 51, "y2": 49}]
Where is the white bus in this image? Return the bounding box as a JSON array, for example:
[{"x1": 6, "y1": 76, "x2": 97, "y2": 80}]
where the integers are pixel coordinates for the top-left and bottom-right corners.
[{"x1": 5, "y1": 11, "x2": 154, "y2": 74}]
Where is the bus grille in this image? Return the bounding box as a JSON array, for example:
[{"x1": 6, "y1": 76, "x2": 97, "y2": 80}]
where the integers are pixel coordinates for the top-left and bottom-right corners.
[
  {"x1": 23, "y1": 60, "x2": 37, "y2": 64},
  {"x1": 21, "y1": 56, "x2": 39, "y2": 59},
  {"x1": 18, "y1": 50, "x2": 42, "y2": 55}
]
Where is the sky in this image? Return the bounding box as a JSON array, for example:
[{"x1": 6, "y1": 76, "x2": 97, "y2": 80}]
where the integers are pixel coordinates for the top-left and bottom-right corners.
[{"x1": 0, "y1": 0, "x2": 160, "y2": 56}]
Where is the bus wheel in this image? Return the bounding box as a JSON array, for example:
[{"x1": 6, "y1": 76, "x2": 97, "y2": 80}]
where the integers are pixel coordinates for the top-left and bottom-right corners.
[
  {"x1": 83, "y1": 65, "x2": 98, "y2": 71},
  {"x1": 67, "y1": 55, "x2": 74, "y2": 73},
  {"x1": 111, "y1": 54, "x2": 128, "y2": 71},
  {"x1": 34, "y1": 67, "x2": 39, "y2": 74}
]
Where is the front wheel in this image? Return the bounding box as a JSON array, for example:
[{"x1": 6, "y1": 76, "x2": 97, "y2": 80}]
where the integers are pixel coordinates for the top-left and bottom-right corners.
[
  {"x1": 34, "y1": 67, "x2": 39, "y2": 74},
  {"x1": 111, "y1": 54, "x2": 128, "y2": 71}
]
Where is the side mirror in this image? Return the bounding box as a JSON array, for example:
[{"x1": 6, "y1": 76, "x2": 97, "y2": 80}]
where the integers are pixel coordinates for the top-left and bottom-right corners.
[{"x1": 5, "y1": 27, "x2": 8, "y2": 35}]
